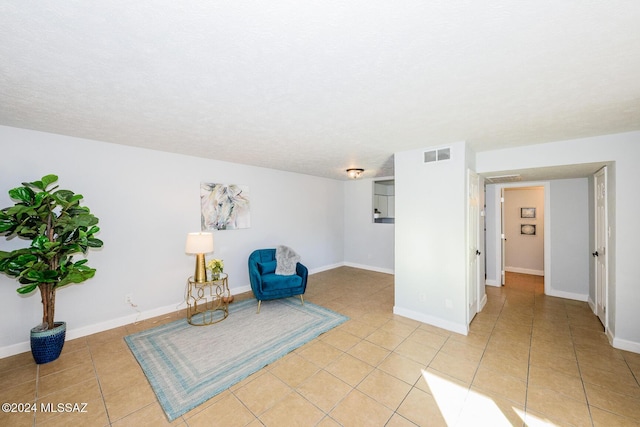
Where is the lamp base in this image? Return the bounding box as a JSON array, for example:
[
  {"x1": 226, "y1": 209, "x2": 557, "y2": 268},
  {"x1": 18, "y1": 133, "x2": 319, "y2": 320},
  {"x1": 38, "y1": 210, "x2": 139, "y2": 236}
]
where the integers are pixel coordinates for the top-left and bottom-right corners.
[{"x1": 194, "y1": 254, "x2": 207, "y2": 283}]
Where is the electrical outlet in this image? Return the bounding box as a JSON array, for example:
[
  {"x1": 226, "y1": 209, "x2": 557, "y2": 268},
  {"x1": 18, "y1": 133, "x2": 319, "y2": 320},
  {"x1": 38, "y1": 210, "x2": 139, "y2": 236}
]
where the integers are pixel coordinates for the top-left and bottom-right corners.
[{"x1": 125, "y1": 293, "x2": 133, "y2": 305}]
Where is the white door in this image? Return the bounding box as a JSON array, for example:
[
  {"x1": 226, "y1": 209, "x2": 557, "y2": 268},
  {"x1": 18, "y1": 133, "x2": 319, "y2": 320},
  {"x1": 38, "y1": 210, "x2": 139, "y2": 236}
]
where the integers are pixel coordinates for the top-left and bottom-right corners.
[
  {"x1": 594, "y1": 167, "x2": 608, "y2": 327},
  {"x1": 467, "y1": 170, "x2": 480, "y2": 324},
  {"x1": 500, "y1": 188, "x2": 506, "y2": 285}
]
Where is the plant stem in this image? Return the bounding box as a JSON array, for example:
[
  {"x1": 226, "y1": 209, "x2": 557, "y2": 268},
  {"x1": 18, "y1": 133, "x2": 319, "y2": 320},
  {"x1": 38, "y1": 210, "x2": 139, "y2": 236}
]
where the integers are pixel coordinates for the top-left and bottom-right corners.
[{"x1": 39, "y1": 283, "x2": 56, "y2": 329}]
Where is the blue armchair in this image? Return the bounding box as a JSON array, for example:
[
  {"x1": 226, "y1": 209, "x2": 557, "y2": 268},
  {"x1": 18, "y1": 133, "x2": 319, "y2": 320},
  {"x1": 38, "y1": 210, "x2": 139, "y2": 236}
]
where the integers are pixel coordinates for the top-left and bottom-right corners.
[{"x1": 248, "y1": 249, "x2": 308, "y2": 313}]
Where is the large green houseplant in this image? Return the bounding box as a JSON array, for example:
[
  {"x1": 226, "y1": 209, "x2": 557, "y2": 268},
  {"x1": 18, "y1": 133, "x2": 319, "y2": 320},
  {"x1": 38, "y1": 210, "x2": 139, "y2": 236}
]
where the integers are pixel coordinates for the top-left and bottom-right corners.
[{"x1": 0, "y1": 174, "x2": 103, "y2": 363}]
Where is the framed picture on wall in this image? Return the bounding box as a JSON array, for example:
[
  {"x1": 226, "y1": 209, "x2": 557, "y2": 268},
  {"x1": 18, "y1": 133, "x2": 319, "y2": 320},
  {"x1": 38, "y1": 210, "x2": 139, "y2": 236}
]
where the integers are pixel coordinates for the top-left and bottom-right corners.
[
  {"x1": 521, "y1": 207, "x2": 536, "y2": 218},
  {"x1": 521, "y1": 224, "x2": 536, "y2": 235},
  {"x1": 200, "y1": 183, "x2": 251, "y2": 230}
]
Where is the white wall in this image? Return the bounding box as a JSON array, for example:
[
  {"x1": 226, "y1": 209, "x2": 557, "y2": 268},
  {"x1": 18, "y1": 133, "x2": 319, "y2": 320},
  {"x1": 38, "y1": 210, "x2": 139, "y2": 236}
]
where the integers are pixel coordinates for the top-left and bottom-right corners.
[
  {"x1": 0, "y1": 126, "x2": 345, "y2": 356},
  {"x1": 343, "y1": 178, "x2": 394, "y2": 273},
  {"x1": 549, "y1": 178, "x2": 589, "y2": 299},
  {"x1": 394, "y1": 142, "x2": 469, "y2": 334},
  {"x1": 477, "y1": 132, "x2": 640, "y2": 353},
  {"x1": 504, "y1": 187, "x2": 545, "y2": 275}
]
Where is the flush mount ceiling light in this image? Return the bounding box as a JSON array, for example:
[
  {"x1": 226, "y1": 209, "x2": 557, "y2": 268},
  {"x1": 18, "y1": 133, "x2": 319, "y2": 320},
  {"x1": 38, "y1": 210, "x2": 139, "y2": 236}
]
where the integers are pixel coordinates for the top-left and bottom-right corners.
[{"x1": 346, "y1": 168, "x2": 364, "y2": 179}]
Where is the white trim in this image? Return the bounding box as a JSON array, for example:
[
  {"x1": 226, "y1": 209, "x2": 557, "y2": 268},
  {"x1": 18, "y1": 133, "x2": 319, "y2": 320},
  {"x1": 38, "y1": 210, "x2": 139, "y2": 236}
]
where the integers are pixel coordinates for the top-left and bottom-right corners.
[
  {"x1": 309, "y1": 262, "x2": 346, "y2": 275},
  {"x1": 504, "y1": 266, "x2": 544, "y2": 276},
  {"x1": 0, "y1": 342, "x2": 31, "y2": 359},
  {"x1": 606, "y1": 328, "x2": 615, "y2": 346},
  {"x1": 545, "y1": 288, "x2": 588, "y2": 302},
  {"x1": 230, "y1": 284, "x2": 252, "y2": 295},
  {"x1": 612, "y1": 335, "x2": 640, "y2": 354},
  {"x1": 393, "y1": 306, "x2": 468, "y2": 335},
  {"x1": 485, "y1": 279, "x2": 501, "y2": 287},
  {"x1": 479, "y1": 293, "x2": 488, "y2": 311},
  {"x1": 343, "y1": 262, "x2": 394, "y2": 275},
  {"x1": 0, "y1": 301, "x2": 184, "y2": 359}
]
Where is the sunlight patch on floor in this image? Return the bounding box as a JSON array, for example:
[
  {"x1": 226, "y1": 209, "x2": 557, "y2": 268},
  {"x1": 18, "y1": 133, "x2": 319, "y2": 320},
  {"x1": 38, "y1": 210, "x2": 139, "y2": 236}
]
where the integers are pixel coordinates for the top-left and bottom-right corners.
[
  {"x1": 513, "y1": 408, "x2": 559, "y2": 427},
  {"x1": 422, "y1": 369, "x2": 513, "y2": 426},
  {"x1": 420, "y1": 369, "x2": 471, "y2": 425}
]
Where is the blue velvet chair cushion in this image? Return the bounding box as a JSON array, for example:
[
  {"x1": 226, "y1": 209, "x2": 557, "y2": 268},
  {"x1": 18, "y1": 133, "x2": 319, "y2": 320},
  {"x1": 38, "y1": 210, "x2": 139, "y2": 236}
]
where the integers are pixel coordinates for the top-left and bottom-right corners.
[
  {"x1": 258, "y1": 260, "x2": 277, "y2": 275},
  {"x1": 262, "y1": 273, "x2": 303, "y2": 291}
]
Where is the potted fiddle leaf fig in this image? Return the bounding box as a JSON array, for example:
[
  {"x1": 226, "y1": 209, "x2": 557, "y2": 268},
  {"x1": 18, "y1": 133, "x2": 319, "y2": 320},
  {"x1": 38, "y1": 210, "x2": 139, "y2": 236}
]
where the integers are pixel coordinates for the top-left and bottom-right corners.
[{"x1": 0, "y1": 174, "x2": 103, "y2": 364}]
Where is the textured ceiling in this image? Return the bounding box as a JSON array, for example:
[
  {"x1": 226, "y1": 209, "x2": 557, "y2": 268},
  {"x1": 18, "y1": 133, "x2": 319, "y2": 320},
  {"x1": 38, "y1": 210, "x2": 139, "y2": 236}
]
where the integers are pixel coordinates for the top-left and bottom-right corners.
[{"x1": 1, "y1": 1, "x2": 639, "y2": 180}]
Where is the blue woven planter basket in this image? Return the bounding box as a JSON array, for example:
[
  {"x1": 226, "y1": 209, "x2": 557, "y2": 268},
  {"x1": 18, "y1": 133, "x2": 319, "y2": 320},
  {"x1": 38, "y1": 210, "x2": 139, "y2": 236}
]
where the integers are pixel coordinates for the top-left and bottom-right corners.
[{"x1": 30, "y1": 322, "x2": 66, "y2": 364}]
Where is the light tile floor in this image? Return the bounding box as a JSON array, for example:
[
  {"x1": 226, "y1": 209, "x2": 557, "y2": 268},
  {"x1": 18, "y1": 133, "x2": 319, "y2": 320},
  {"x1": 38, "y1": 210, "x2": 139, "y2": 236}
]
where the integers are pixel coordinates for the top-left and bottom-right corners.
[{"x1": 1, "y1": 268, "x2": 640, "y2": 426}]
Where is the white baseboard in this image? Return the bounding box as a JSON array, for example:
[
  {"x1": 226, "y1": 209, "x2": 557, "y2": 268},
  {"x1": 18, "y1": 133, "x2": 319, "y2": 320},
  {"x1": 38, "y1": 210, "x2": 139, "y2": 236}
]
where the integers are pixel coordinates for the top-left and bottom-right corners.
[
  {"x1": 230, "y1": 284, "x2": 252, "y2": 295},
  {"x1": 393, "y1": 306, "x2": 468, "y2": 335},
  {"x1": 309, "y1": 262, "x2": 345, "y2": 275},
  {"x1": 485, "y1": 279, "x2": 501, "y2": 287},
  {"x1": 612, "y1": 334, "x2": 640, "y2": 354},
  {"x1": 606, "y1": 328, "x2": 615, "y2": 347},
  {"x1": 587, "y1": 296, "x2": 596, "y2": 313},
  {"x1": 343, "y1": 262, "x2": 394, "y2": 275},
  {"x1": 479, "y1": 293, "x2": 488, "y2": 311},
  {"x1": 0, "y1": 301, "x2": 185, "y2": 359},
  {"x1": 505, "y1": 266, "x2": 544, "y2": 276},
  {"x1": 0, "y1": 342, "x2": 32, "y2": 360},
  {"x1": 545, "y1": 288, "x2": 588, "y2": 302}
]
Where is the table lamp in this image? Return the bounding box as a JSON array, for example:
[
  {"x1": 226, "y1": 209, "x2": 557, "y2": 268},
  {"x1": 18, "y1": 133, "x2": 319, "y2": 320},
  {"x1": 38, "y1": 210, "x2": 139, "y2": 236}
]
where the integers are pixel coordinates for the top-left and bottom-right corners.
[{"x1": 185, "y1": 232, "x2": 214, "y2": 283}]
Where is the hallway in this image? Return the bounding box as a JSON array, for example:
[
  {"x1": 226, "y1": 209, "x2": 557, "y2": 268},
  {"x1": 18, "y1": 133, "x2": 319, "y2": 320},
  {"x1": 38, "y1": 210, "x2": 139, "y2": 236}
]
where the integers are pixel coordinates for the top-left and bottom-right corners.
[{"x1": 470, "y1": 272, "x2": 640, "y2": 424}]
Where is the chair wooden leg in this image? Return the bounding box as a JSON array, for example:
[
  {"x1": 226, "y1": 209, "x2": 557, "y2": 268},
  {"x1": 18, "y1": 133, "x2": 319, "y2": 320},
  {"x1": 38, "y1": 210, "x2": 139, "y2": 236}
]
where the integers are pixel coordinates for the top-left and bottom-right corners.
[
  {"x1": 257, "y1": 300, "x2": 261, "y2": 314},
  {"x1": 300, "y1": 295, "x2": 304, "y2": 306}
]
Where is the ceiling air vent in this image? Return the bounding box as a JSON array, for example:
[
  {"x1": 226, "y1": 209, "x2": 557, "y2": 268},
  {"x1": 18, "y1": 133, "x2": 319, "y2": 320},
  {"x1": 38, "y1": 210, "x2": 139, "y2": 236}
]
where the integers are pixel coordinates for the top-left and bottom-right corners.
[
  {"x1": 485, "y1": 174, "x2": 522, "y2": 183},
  {"x1": 424, "y1": 147, "x2": 451, "y2": 163}
]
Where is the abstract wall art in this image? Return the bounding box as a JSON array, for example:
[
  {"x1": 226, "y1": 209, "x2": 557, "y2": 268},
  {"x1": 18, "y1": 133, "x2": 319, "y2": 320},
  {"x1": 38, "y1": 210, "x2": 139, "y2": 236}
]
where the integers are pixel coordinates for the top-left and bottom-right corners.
[{"x1": 200, "y1": 183, "x2": 251, "y2": 230}]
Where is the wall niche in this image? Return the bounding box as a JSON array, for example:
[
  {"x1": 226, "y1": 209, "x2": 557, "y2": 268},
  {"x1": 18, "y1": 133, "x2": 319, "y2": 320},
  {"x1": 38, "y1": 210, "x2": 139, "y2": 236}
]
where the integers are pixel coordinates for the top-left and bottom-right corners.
[{"x1": 373, "y1": 179, "x2": 395, "y2": 224}]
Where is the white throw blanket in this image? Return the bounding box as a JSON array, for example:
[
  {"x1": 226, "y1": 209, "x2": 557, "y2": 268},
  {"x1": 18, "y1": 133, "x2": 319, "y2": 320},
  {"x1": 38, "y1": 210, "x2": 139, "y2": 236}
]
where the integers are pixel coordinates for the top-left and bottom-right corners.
[{"x1": 275, "y1": 245, "x2": 300, "y2": 275}]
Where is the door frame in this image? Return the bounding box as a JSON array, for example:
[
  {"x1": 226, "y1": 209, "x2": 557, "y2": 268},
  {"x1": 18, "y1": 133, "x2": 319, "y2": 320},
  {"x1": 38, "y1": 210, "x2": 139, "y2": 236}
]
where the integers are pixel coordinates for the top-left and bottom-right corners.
[{"x1": 492, "y1": 181, "x2": 551, "y2": 292}]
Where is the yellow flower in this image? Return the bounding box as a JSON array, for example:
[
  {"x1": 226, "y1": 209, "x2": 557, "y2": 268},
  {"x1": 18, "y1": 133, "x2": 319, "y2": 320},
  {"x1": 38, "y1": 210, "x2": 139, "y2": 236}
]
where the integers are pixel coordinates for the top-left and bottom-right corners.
[{"x1": 207, "y1": 259, "x2": 224, "y2": 273}]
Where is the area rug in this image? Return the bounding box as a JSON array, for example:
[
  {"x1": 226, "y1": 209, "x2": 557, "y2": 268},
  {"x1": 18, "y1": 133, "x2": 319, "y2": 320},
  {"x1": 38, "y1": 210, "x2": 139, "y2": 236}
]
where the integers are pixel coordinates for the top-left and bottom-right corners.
[{"x1": 124, "y1": 297, "x2": 348, "y2": 421}]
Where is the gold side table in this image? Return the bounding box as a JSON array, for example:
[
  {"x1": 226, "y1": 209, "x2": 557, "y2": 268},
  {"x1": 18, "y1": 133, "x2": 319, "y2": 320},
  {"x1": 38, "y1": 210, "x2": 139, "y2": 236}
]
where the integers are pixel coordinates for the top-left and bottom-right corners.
[{"x1": 186, "y1": 273, "x2": 230, "y2": 326}]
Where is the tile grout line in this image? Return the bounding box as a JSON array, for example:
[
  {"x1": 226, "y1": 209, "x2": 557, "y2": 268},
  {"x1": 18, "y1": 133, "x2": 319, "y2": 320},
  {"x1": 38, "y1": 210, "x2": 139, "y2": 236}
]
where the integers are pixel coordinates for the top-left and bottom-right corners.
[
  {"x1": 360, "y1": 317, "x2": 420, "y2": 424},
  {"x1": 33, "y1": 364, "x2": 39, "y2": 427},
  {"x1": 566, "y1": 299, "x2": 597, "y2": 427},
  {"x1": 523, "y1": 281, "x2": 537, "y2": 424}
]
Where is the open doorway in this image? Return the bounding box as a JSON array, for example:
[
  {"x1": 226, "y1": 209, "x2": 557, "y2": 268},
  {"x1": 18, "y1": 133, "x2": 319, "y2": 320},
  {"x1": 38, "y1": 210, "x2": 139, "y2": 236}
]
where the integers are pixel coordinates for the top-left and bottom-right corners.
[
  {"x1": 502, "y1": 186, "x2": 545, "y2": 289},
  {"x1": 481, "y1": 163, "x2": 610, "y2": 332},
  {"x1": 484, "y1": 181, "x2": 551, "y2": 293}
]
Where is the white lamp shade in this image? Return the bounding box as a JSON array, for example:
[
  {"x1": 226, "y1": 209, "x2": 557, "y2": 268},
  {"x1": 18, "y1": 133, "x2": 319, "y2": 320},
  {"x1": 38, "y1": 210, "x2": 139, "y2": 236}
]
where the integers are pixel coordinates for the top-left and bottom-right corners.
[{"x1": 185, "y1": 232, "x2": 214, "y2": 254}]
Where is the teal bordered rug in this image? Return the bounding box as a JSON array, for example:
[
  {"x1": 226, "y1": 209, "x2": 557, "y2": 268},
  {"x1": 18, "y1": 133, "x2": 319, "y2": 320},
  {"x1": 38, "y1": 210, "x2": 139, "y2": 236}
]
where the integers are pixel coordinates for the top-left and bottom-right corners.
[{"x1": 124, "y1": 297, "x2": 348, "y2": 421}]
